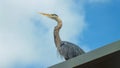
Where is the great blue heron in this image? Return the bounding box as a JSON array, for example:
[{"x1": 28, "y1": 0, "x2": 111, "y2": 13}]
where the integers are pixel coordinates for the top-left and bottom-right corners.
[{"x1": 39, "y1": 13, "x2": 85, "y2": 60}]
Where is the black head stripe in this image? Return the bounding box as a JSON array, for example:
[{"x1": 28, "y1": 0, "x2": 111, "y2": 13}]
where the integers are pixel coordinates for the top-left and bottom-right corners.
[{"x1": 52, "y1": 14, "x2": 58, "y2": 16}]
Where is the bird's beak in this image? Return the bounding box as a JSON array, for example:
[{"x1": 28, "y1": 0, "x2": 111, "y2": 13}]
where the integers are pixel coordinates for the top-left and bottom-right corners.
[{"x1": 38, "y1": 12, "x2": 51, "y2": 17}]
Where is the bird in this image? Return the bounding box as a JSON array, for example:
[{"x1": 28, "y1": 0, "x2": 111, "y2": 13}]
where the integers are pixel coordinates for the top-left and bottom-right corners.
[{"x1": 39, "y1": 13, "x2": 85, "y2": 60}]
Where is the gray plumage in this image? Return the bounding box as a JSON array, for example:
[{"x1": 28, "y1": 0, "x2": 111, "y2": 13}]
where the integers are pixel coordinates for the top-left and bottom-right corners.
[{"x1": 59, "y1": 41, "x2": 85, "y2": 60}]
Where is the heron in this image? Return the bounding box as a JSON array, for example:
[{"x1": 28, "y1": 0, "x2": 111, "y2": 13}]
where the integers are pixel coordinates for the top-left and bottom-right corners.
[{"x1": 39, "y1": 13, "x2": 85, "y2": 60}]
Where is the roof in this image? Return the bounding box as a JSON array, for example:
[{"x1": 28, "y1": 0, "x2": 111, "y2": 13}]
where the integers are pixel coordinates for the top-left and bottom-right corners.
[{"x1": 49, "y1": 40, "x2": 120, "y2": 68}]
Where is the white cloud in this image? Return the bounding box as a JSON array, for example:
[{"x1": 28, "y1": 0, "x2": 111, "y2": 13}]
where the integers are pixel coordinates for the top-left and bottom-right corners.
[{"x1": 0, "y1": 0, "x2": 88, "y2": 68}]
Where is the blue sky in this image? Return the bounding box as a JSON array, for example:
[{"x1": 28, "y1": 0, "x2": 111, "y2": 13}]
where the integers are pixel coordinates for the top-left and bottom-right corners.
[
  {"x1": 82, "y1": 0, "x2": 120, "y2": 50},
  {"x1": 0, "y1": 0, "x2": 120, "y2": 68}
]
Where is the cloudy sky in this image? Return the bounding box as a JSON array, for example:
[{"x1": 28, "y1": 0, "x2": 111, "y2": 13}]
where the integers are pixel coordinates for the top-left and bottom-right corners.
[{"x1": 0, "y1": 0, "x2": 120, "y2": 68}]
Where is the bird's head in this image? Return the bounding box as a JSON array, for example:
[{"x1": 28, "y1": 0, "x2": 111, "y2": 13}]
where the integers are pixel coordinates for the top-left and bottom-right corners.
[{"x1": 39, "y1": 12, "x2": 59, "y2": 21}]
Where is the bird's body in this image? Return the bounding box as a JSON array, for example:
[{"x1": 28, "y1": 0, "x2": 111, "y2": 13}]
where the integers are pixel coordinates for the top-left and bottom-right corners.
[
  {"x1": 39, "y1": 13, "x2": 85, "y2": 60},
  {"x1": 59, "y1": 41, "x2": 85, "y2": 60}
]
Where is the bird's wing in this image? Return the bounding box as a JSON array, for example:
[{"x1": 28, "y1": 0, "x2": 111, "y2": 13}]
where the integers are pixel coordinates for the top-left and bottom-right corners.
[{"x1": 59, "y1": 41, "x2": 85, "y2": 59}]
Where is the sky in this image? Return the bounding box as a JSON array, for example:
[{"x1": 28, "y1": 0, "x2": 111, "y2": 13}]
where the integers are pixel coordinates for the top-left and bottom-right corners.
[{"x1": 0, "y1": 0, "x2": 120, "y2": 68}]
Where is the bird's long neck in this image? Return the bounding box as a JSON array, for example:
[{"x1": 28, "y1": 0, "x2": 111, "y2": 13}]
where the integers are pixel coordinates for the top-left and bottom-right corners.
[{"x1": 54, "y1": 18, "x2": 62, "y2": 48}]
